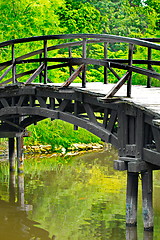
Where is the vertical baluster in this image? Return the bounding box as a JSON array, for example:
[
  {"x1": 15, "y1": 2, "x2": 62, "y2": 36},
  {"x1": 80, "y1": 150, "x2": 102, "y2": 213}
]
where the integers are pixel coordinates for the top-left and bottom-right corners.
[
  {"x1": 82, "y1": 38, "x2": 87, "y2": 88},
  {"x1": 127, "y1": 43, "x2": 134, "y2": 97},
  {"x1": 39, "y1": 53, "x2": 42, "y2": 83},
  {"x1": 147, "y1": 47, "x2": 152, "y2": 88},
  {"x1": 12, "y1": 44, "x2": 16, "y2": 84},
  {"x1": 104, "y1": 42, "x2": 108, "y2": 84},
  {"x1": 44, "y1": 40, "x2": 47, "y2": 84},
  {"x1": 69, "y1": 47, "x2": 72, "y2": 76}
]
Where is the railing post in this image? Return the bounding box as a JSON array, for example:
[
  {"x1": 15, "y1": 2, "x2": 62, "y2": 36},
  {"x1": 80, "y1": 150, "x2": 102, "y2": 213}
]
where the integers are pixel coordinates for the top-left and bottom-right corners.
[
  {"x1": 147, "y1": 47, "x2": 152, "y2": 88},
  {"x1": 127, "y1": 43, "x2": 134, "y2": 97},
  {"x1": 69, "y1": 47, "x2": 72, "y2": 76},
  {"x1": 82, "y1": 38, "x2": 87, "y2": 88},
  {"x1": 12, "y1": 44, "x2": 16, "y2": 84},
  {"x1": 39, "y1": 53, "x2": 42, "y2": 83},
  {"x1": 104, "y1": 42, "x2": 108, "y2": 84},
  {"x1": 44, "y1": 40, "x2": 47, "y2": 84}
]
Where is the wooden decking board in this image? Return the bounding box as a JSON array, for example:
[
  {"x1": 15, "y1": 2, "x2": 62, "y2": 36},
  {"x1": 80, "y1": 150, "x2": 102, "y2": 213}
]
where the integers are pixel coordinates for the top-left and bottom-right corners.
[{"x1": 70, "y1": 82, "x2": 160, "y2": 117}]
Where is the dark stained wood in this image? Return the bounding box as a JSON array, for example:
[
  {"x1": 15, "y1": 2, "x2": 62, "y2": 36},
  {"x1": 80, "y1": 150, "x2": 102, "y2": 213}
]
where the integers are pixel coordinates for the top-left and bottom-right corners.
[
  {"x1": 25, "y1": 63, "x2": 44, "y2": 84},
  {"x1": 60, "y1": 64, "x2": 84, "y2": 88},
  {"x1": 126, "y1": 172, "x2": 139, "y2": 227},
  {"x1": 102, "y1": 72, "x2": 130, "y2": 99},
  {"x1": 0, "y1": 34, "x2": 160, "y2": 231}
]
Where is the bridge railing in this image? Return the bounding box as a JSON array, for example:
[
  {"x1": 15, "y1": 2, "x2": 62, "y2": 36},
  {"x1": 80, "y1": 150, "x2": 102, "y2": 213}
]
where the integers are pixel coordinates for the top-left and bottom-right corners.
[{"x1": 0, "y1": 34, "x2": 160, "y2": 98}]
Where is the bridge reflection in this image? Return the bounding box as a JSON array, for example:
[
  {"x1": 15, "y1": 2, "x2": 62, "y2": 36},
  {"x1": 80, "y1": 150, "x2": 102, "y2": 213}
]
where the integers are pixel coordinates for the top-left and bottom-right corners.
[
  {"x1": 0, "y1": 170, "x2": 154, "y2": 240},
  {"x1": 0, "y1": 172, "x2": 54, "y2": 240},
  {"x1": 126, "y1": 227, "x2": 153, "y2": 240}
]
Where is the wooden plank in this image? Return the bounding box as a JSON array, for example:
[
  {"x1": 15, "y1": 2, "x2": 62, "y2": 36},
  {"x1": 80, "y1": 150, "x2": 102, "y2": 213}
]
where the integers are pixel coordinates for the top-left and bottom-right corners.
[
  {"x1": 60, "y1": 64, "x2": 84, "y2": 88},
  {"x1": 143, "y1": 148, "x2": 160, "y2": 166}
]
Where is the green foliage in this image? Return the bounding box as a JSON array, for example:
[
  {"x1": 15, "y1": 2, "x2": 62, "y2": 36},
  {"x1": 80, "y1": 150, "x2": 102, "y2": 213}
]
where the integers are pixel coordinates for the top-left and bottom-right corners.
[
  {"x1": 57, "y1": 2, "x2": 104, "y2": 34},
  {"x1": 24, "y1": 119, "x2": 101, "y2": 150},
  {"x1": 0, "y1": 0, "x2": 159, "y2": 86}
]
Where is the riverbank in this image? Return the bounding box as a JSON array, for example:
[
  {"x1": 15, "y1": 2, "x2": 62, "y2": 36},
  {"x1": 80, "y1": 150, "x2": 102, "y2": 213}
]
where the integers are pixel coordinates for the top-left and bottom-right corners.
[{"x1": 24, "y1": 142, "x2": 106, "y2": 157}]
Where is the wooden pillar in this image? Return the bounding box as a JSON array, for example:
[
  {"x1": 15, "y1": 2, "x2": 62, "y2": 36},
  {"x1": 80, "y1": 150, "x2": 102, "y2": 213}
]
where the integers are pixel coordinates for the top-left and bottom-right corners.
[
  {"x1": 16, "y1": 136, "x2": 24, "y2": 173},
  {"x1": 126, "y1": 172, "x2": 139, "y2": 227},
  {"x1": 9, "y1": 137, "x2": 16, "y2": 172},
  {"x1": 141, "y1": 170, "x2": 153, "y2": 231}
]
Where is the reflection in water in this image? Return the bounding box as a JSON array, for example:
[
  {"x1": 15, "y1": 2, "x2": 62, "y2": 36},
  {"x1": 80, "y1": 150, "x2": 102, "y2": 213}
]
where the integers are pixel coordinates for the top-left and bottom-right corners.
[
  {"x1": 0, "y1": 148, "x2": 160, "y2": 239},
  {"x1": 126, "y1": 227, "x2": 153, "y2": 240},
  {"x1": 0, "y1": 172, "x2": 52, "y2": 240}
]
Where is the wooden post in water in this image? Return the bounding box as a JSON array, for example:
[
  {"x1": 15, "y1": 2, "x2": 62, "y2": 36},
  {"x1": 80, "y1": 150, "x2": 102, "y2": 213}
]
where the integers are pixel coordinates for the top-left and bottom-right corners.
[
  {"x1": 141, "y1": 170, "x2": 153, "y2": 231},
  {"x1": 126, "y1": 172, "x2": 139, "y2": 227},
  {"x1": 17, "y1": 173, "x2": 25, "y2": 209},
  {"x1": 16, "y1": 136, "x2": 24, "y2": 173},
  {"x1": 8, "y1": 137, "x2": 16, "y2": 172}
]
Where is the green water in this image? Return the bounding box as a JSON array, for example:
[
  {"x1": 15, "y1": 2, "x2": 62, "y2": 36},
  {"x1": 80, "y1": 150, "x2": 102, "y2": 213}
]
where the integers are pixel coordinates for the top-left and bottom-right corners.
[{"x1": 0, "y1": 147, "x2": 160, "y2": 240}]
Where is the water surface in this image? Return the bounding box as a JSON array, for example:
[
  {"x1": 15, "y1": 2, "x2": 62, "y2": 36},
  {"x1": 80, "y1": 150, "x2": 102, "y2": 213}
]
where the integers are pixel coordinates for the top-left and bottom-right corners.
[{"x1": 0, "y1": 147, "x2": 160, "y2": 240}]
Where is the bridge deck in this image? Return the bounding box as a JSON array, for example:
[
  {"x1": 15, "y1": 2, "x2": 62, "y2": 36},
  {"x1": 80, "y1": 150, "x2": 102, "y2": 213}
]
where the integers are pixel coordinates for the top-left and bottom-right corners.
[{"x1": 48, "y1": 82, "x2": 160, "y2": 117}]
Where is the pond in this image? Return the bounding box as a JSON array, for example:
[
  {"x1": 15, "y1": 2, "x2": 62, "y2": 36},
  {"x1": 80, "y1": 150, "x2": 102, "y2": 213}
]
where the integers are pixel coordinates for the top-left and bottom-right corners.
[{"x1": 0, "y1": 146, "x2": 160, "y2": 240}]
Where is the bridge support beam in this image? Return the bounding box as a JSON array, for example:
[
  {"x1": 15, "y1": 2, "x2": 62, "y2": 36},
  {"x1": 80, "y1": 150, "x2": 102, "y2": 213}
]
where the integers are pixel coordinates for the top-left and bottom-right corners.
[
  {"x1": 141, "y1": 170, "x2": 153, "y2": 231},
  {"x1": 8, "y1": 138, "x2": 16, "y2": 172},
  {"x1": 126, "y1": 172, "x2": 139, "y2": 227},
  {"x1": 16, "y1": 136, "x2": 24, "y2": 173}
]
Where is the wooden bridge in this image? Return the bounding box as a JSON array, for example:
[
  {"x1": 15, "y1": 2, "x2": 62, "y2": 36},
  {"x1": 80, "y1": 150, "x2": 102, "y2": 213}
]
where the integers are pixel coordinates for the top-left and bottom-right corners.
[{"x1": 0, "y1": 34, "x2": 160, "y2": 231}]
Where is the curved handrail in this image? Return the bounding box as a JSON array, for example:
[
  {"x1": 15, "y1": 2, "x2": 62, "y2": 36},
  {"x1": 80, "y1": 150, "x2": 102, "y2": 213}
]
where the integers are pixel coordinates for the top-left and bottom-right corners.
[
  {"x1": 1, "y1": 34, "x2": 160, "y2": 49},
  {"x1": 0, "y1": 34, "x2": 160, "y2": 97}
]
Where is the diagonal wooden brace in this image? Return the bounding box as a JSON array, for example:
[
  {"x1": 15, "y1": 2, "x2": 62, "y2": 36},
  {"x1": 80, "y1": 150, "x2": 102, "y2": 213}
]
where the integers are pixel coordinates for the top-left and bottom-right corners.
[
  {"x1": 60, "y1": 64, "x2": 84, "y2": 88},
  {"x1": 102, "y1": 71, "x2": 130, "y2": 99}
]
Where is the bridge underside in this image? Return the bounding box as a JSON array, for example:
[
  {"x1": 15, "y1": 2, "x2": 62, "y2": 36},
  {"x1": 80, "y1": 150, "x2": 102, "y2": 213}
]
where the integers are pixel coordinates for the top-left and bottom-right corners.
[
  {"x1": 0, "y1": 84, "x2": 160, "y2": 230},
  {"x1": 0, "y1": 84, "x2": 159, "y2": 169}
]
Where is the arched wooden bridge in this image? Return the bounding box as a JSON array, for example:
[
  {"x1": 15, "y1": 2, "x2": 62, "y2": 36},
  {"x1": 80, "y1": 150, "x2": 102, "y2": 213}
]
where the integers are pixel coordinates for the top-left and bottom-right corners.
[{"x1": 0, "y1": 34, "x2": 160, "y2": 231}]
